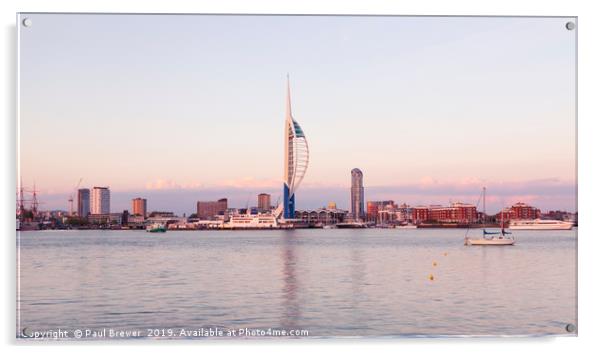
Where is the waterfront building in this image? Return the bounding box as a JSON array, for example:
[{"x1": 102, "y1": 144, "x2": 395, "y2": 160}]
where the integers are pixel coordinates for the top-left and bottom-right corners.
[
  {"x1": 296, "y1": 208, "x2": 347, "y2": 226},
  {"x1": 147, "y1": 214, "x2": 185, "y2": 225},
  {"x1": 148, "y1": 211, "x2": 175, "y2": 218},
  {"x1": 121, "y1": 210, "x2": 129, "y2": 226},
  {"x1": 87, "y1": 212, "x2": 121, "y2": 225},
  {"x1": 411, "y1": 206, "x2": 430, "y2": 224},
  {"x1": 398, "y1": 203, "x2": 412, "y2": 223},
  {"x1": 90, "y1": 187, "x2": 110, "y2": 215},
  {"x1": 77, "y1": 188, "x2": 90, "y2": 217},
  {"x1": 497, "y1": 208, "x2": 514, "y2": 223},
  {"x1": 408, "y1": 203, "x2": 478, "y2": 224},
  {"x1": 510, "y1": 202, "x2": 541, "y2": 220},
  {"x1": 366, "y1": 202, "x2": 413, "y2": 226},
  {"x1": 327, "y1": 201, "x2": 337, "y2": 210},
  {"x1": 280, "y1": 76, "x2": 309, "y2": 219},
  {"x1": 495, "y1": 202, "x2": 541, "y2": 222},
  {"x1": 366, "y1": 200, "x2": 395, "y2": 223},
  {"x1": 428, "y1": 203, "x2": 478, "y2": 223},
  {"x1": 350, "y1": 168, "x2": 365, "y2": 221},
  {"x1": 257, "y1": 193, "x2": 271, "y2": 212},
  {"x1": 127, "y1": 214, "x2": 145, "y2": 228},
  {"x1": 132, "y1": 197, "x2": 147, "y2": 218},
  {"x1": 197, "y1": 198, "x2": 228, "y2": 220}
]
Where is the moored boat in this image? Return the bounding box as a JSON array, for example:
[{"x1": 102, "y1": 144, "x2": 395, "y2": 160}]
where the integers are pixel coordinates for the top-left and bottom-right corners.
[
  {"x1": 336, "y1": 221, "x2": 368, "y2": 229},
  {"x1": 508, "y1": 219, "x2": 573, "y2": 230},
  {"x1": 395, "y1": 223, "x2": 417, "y2": 229},
  {"x1": 146, "y1": 223, "x2": 166, "y2": 233},
  {"x1": 467, "y1": 229, "x2": 515, "y2": 246},
  {"x1": 465, "y1": 188, "x2": 515, "y2": 246}
]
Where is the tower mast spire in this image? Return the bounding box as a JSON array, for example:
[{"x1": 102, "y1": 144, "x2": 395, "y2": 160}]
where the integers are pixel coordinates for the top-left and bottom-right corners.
[{"x1": 286, "y1": 73, "x2": 292, "y2": 120}]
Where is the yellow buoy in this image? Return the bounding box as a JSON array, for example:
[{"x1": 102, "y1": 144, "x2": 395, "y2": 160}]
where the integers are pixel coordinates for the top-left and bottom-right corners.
[
  {"x1": 428, "y1": 274, "x2": 434, "y2": 281},
  {"x1": 443, "y1": 252, "x2": 448, "y2": 256}
]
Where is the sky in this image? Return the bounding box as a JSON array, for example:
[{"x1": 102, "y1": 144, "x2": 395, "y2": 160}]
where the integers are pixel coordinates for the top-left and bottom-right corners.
[{"x1": 18, "y1": 14, "x2": 577, "y2": 214}]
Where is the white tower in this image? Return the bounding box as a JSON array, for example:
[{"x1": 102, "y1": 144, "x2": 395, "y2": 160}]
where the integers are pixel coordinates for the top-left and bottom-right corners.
[{"x1": 278, "y1": 75, "x2": 309, "y2": 219}]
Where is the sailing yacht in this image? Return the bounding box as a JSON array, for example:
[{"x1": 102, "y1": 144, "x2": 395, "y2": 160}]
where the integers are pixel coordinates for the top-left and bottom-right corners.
[
  {"x1": 466, "y1": 229, "x2": 515, "y2": 245},
  {"x1": 465, "y1": 188, "x2": 515, "y2": 246}
]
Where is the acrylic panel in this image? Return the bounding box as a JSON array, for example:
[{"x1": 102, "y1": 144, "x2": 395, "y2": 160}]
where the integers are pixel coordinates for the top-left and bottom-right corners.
[{"x1": 16, "y1": 13, "x2": 577, "y2": 340}]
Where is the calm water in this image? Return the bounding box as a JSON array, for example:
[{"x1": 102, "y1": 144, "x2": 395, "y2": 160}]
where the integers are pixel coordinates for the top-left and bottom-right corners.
[{"x1": 17, "y1": 229, "x2": 577, "y2": 339}]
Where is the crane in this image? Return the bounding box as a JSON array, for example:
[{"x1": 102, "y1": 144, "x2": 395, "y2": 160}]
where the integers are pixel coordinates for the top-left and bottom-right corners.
[{"x1": 68, "y1": 178, "x2": 83, "y2": 216}]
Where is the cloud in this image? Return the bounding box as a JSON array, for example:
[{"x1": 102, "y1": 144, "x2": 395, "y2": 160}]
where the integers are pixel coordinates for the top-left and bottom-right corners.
[
  {"x1": 145, "y1": 179, "x2": 181, "y2": 190},
  {"x1": 213, "y1": 177, "x2": 281, "y2": 189},
  {"x1": 145, "y1": 177, "x2": 284, "y2": 191}
]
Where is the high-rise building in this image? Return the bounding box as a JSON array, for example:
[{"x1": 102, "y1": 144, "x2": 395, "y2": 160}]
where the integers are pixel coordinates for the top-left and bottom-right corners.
[
  {"x1": 90, "y1": 187, "x2": 110, "y2": 214},
  {"x1": 77, "y1": 188, "x2": 90, "y2": 217},
  {"x1": 281, "y1": 76, "x2": 309, "y2": 219},
  {"x1": 351, "y1": 168, "x2": 365, "y2": 220},
  {"x1": 132, "y1": 198, "x2": 147, "y2": 218},
  {"x1": 257, "y1": 193, "x2": 271, "y2": 212},
  {"x1": 197, "y1": 198, "x2": 228, "y2": 220}
]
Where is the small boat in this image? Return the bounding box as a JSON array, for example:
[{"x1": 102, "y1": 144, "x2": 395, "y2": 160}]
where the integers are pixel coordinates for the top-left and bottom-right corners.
[
  {"x1": 467, "y1": 230, "x2": 515, "y2": 246},
  {"x1": 395, "y1": 223, "x2": 417, "y2": 229},
  {"x1": 146, "y1": 223, "x2": 166, "y2": 233},
  {"x1": 336, "y1": 221, "x2": 368, "y2": 229},
  {"x1": 465, "y1": 188, "x2": 515, "y2": 246}
]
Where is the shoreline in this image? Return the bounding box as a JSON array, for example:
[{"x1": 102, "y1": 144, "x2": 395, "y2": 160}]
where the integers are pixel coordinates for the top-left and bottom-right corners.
[{"x1": 18, "y1": 224, "x2": 577, "y2": 232}]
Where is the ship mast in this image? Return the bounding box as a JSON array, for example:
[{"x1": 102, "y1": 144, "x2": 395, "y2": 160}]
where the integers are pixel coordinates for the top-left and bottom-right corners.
[
  {"x1": 482, "y1": 186, "x2": 486, "y2": 224},
  {"x1": 501, "y1": 204, "x2": 504, "y2": 232}
]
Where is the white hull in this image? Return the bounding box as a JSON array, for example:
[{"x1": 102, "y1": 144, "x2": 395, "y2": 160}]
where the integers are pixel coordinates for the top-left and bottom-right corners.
[
  {"x1": 467, "y1": 238, "x2": 515, "y2": 246},
  {"x1": 336, "y1": 222, "x2": 368, "y2": 229},
  {"x1": 509, "y1": 219, "x2": 573, "y2": 230}
]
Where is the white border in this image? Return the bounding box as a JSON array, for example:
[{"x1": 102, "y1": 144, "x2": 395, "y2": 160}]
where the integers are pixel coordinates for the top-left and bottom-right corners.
[{"x1": 2, "y1": 1, "x2": 601, "y2": 354}]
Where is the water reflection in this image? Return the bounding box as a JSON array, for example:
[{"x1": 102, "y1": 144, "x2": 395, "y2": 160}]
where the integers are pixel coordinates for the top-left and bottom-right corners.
[
  {"x1": 350, "y1": 237, "x2": 366, "y2": 327},
  {"x1": 279, "y1": 232, "x2": 300, "y2": 329}
]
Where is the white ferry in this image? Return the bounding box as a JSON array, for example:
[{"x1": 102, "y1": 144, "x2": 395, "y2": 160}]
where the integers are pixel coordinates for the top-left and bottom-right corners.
[
  {"x1": 146, "y1": 223, "x2": 166, "y2": 233},
  {"x1": 224, "y1": 214, "x2": 278, "y2": 229},
  {"x1": 508, "y1": 219, "x2": 573, "y2": 230}
]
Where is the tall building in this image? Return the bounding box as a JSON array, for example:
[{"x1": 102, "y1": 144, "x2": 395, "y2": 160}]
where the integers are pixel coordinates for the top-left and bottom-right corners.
[
  {"x1": 350, "y1": 168, "x2": 364, "y2": 220},
  {"x1": 77, "y1": 188, "x2": 90, "y2": 217},
  {"x1": 90, "y1": 187, "x2": 110, "y2": 214},
  {"x1": 281, "y1": 76, "x2": 309, "y2": 219},
  {"x1": 257, "y1": 193, "x2": 271, "y2": 212},
  {"x1": 132, "y1": 198, "x2": 147, "y2": 217},
  {"x1": 197, "y1": 198, "x2": 228, "y2": 220}
]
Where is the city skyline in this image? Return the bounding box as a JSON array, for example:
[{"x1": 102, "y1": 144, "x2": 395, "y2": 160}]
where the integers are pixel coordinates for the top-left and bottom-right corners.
[
  {"x1": 24, "y1": 176, "x2": 575, "y2": 216},
  {"x1": 19, "y1": 14, "x2": 576, "y2": 213}
]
